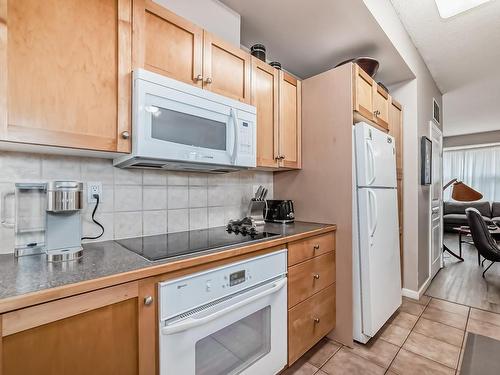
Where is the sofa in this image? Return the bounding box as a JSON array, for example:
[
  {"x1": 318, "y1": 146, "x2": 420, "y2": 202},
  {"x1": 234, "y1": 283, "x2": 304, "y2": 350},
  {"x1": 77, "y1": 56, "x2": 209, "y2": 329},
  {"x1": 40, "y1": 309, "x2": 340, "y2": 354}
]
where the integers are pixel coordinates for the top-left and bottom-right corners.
[{"x1": 443, "y1": 201, "x2": 500, "y2": 232}]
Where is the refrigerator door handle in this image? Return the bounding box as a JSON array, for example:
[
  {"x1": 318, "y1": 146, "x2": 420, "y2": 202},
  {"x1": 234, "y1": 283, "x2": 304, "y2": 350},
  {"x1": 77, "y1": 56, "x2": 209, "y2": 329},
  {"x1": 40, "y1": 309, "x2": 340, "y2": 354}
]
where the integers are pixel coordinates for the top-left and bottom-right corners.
[
  {"x1": 368, "y1": 189, "x2": 378, "y2": 238},
  {"x1": 366, "y1": 141, "x2": 376, "y2": 185}
]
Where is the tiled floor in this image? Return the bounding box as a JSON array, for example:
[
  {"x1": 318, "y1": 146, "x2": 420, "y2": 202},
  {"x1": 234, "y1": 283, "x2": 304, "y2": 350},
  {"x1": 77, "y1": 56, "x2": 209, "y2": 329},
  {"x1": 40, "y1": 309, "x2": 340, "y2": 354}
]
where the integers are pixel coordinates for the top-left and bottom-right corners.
[{"x1": 283, "y1": 295, "x2": 500, "y2": 375}]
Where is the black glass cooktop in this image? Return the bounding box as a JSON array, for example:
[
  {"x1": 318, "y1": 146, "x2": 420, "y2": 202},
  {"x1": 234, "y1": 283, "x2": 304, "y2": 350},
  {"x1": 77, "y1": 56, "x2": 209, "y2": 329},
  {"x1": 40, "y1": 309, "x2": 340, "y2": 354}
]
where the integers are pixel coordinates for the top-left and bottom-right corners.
[{"x1": 116, "y1": 226, "x2": 280, "y2": 262}]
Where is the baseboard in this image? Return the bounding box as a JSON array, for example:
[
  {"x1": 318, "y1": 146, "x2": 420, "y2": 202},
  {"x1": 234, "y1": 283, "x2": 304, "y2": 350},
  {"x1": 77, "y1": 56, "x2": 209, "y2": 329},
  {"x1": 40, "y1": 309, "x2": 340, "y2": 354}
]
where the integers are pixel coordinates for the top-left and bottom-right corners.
[{"x1": 402, "y1": 276, "x2": 432, "y2": 300}]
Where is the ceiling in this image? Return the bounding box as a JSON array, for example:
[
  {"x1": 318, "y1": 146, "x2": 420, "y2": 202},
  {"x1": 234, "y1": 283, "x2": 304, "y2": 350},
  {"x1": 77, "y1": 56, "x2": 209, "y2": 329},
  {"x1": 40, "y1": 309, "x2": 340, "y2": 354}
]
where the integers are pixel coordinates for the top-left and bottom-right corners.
[
  {"x1": 219, "y1": 0, "x2": 414, "y2": 85},
  {"x1": 390, "y1": 0, "x2": 500, "y2": 136}
]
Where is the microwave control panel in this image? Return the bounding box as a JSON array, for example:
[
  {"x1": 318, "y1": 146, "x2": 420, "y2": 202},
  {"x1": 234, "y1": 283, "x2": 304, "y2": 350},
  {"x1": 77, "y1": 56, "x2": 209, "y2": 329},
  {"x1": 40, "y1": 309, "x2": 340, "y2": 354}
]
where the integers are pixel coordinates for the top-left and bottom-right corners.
[{"x1": 238, "y1": 120, "x2": 253, "y2": 154}]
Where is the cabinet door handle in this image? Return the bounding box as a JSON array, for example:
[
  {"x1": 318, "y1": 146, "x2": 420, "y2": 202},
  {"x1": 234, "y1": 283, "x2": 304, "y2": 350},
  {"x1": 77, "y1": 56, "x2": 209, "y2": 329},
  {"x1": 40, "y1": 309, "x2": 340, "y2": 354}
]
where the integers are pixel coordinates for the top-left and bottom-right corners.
[
  {"x1": 121, "y1": 131, "x2": 130, "y2": 139},
  {"x1": 144, "y1": 296, "x2": 153, "y2": 306},
  {"x1": 195, "y1": 74, "x2": 203, "y2": 82},
  {"x1": 313, "y1": 274, "x2": 320, "y2": 280},
  {"x1": 205, "y1": 77, "x2": 213, "y2": 84},
  {"x1": 314, "y1": 318, "x2": 320, "y2": 324},
  {"x1": 313, "y1": 244, "x2": 320, "y2": 250}
]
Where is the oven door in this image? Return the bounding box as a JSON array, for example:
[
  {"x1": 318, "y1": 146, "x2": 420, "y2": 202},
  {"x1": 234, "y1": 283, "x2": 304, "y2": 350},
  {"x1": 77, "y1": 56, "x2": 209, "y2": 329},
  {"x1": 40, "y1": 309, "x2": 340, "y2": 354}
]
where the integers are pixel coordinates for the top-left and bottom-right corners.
[
  {"x1": 159, "y1": 277, "x2": 287, "y2": 375},
  {"x1": 134, "y1": 78, "x2": 238, "y2": 166}
]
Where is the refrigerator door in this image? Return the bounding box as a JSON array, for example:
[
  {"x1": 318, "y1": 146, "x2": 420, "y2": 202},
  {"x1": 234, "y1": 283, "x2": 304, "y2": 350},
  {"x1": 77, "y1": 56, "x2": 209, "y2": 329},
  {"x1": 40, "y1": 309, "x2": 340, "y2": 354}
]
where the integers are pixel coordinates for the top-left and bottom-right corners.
[
  {"x1": 357, "y1": 187, "x2": 401, "y2": 338},
  {"x1": 355, "y1": 122, "x2": 397, "y2": 188}
]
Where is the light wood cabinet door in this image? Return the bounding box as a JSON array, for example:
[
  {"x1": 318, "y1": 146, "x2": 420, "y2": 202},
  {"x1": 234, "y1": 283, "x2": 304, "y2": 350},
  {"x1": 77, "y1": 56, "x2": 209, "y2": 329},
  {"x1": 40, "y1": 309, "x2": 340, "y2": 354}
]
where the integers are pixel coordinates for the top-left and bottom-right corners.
[
  {"x1": 278, "y1": 71, "x2": 302, "y2": 169},
  {"x1": 389, "y1": 100, "x2": 403, "y2": 174},
  {"x1": 1, "y1": 283, "x2": 141, "y2": 375},
  {"x1": 251, "y1": 57, "x2": 279, "y2": 168},
  {"x1": 134, "y1": 0, "x2": 203, "y2": 87},
  {"x1": 373, "y1": 85, "x2": 389, "y2": 130},
  {"x1": 353, "y1": 64, "x2": 375, "y2": 121},
  {"x1": 203, "y1": 31, "x2": 251, "y2": 103},
  {"x1": 0, "y1": 0, "x2": 132, "y2": 152}
]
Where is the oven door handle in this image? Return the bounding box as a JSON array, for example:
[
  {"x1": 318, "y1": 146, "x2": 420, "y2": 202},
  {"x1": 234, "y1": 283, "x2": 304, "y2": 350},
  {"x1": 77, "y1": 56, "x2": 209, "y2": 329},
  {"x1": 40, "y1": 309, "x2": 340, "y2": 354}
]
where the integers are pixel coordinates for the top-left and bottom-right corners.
[{"x1": 161, "y1": 277, "x2": 286, "y2": 336}]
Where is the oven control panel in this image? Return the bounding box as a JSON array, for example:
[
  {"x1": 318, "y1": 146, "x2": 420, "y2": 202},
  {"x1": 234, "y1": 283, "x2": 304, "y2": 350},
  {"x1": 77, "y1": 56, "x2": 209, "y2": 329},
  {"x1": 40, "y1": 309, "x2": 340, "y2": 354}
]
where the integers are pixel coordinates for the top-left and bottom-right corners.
[{"x1": 159, "y1": 249, "x2": 287, "y2": 321}]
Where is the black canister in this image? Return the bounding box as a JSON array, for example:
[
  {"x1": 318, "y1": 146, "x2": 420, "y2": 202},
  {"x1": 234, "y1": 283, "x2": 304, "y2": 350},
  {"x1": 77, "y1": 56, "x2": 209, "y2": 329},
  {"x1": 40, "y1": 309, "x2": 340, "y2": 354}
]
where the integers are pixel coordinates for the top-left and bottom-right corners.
[
  {"x1": 250, "y1": 44, "x2": 266, "y2": 62},
  {"x1": 269, "y1": 61, "x2": 282, "y2": 70}
]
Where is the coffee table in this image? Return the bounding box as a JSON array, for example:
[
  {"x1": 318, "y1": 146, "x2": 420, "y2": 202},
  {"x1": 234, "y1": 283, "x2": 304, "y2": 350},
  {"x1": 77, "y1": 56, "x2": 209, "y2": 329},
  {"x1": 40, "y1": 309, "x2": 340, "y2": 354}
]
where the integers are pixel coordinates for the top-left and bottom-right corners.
[{"x1": 453, "y1": 225, "x2": 500, "y2": 265}]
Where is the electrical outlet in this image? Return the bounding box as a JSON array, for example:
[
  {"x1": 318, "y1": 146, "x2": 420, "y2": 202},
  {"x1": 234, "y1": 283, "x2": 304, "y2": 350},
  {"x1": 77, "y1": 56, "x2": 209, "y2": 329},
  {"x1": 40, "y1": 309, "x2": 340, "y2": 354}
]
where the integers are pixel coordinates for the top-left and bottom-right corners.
[{"x1": 87, "y1": 182, "x2": 102, "y2": 204}]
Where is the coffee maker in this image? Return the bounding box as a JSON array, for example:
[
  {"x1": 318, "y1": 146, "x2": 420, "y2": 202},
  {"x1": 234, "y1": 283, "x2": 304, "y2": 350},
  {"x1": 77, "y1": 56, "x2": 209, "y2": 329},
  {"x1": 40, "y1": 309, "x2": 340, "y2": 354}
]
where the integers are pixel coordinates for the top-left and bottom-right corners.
[{"x1": 7, "y1": 181, "x2": 84, "y2": 262}]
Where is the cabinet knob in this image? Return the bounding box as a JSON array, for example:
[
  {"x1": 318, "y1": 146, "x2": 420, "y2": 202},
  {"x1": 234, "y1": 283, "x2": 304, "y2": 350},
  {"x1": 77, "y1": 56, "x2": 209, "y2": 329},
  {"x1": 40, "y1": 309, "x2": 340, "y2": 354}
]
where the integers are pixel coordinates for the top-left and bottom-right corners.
[
  {"x1": 205, "y1": 77, "x2": 213, "y2": 84},
  {"x1": 313, "y1": 274, "x2": 320, "y2": 280},
  {"x1": 195, "y1": 74, "x2": 203, "y2": 81},
  {"x1": 121, "y1": 131, "x2": 130, "y2": 140},
  {"x1": 314, "y1": 318, "x2": 320, "y2": 324},
  {"x1": 277, "y1": 155, "x2": 286, "y2": 160},
  {"x1": 313, "y1": 244, "x2": 320, "y2": 250},
  {"x1": 144, "y1": 296, "x2": 153, "y2": 306}
]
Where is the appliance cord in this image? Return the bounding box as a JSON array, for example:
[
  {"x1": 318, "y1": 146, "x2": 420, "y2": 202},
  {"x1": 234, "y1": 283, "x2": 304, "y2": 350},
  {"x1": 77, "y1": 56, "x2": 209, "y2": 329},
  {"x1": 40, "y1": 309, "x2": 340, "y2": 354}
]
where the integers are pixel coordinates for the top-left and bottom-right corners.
[{"x1": 81, "y1": 194, "x2": 105, "y2": 240}]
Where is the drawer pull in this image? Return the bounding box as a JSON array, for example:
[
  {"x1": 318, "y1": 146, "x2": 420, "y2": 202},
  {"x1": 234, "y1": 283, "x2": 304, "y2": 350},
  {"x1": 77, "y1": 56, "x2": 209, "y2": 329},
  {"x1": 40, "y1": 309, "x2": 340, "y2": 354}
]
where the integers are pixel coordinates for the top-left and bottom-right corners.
[
  {"x1": 313, "y1": 274, "x2": 320, "y2": 280},
  {"x1": 313, "y1": 244, "x2": 320, "y2": 250},
  {"x1": 314, "y1": 318, "x2": 320, "y2": 324}
]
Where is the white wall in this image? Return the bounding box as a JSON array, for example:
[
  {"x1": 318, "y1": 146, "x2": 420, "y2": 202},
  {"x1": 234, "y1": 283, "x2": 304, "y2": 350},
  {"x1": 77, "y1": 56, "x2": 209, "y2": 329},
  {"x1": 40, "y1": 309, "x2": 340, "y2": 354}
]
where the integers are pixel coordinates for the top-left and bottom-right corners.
[
  {"x1": 364, "y1": 0, "x2": 443, "y2": 294},
  {"x1": 153, "y1": 0, "x2": 241, "y2": 46}
]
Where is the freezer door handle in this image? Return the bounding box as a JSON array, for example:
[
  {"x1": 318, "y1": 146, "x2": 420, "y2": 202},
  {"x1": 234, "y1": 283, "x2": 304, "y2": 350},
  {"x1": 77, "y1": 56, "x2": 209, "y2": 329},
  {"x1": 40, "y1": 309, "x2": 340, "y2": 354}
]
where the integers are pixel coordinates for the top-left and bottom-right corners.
[
  {"x1": 366, "y1": 141, "x2": 376, "y2": 185},
  {"x1": 367, "y1": 189, "x2": 378, "y2": 238}
]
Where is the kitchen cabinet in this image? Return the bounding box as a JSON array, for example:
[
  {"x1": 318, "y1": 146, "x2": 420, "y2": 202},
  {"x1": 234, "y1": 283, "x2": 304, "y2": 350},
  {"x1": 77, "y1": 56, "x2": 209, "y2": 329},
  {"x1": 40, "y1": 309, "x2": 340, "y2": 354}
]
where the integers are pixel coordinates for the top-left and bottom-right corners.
[
  {"x1": 0, "y1": 282, "x2": 154, "y2": 375},
  {"x1": 134, "y1": 0, "x2": 251, "y2": 104},
  {"x1": 251, "y1": 60, "x2": 302, "y2": 170},
  {"x1": 135, "y1": 0, "x2": 203, "y2": 87},
  {"x1": 353, "y1": 64, "x2": 390, "y2": 131},
  {"x1": 287, "y1": 232, "x2": 336, "y2": 365},
  {"x1": 0, "y1": 0, "x2": 132, "y2": 152},
  {"x1": 203, "y1": 31, "x2": 251, "y2": 103}
]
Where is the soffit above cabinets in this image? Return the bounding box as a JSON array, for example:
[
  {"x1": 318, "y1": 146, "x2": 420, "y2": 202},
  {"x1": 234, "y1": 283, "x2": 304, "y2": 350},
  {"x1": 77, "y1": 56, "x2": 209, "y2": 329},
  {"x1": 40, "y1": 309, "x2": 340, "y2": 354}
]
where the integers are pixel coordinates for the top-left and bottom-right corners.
[{"x1": 220, "y1": 0, "x2": 414, "y2": 85}]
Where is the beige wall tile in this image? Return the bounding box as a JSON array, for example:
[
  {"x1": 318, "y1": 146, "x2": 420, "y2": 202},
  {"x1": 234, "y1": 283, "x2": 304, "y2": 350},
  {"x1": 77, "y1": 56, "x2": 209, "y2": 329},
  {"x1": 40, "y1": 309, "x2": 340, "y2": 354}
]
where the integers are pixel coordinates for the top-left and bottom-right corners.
[
  {"x1": 189, "y1": 186, "x2": 208, "y2": 208},
  {"x1": 114, "y1": 168, "x2": 142, "y2": 185},
  {"x1": 114, "y1": 185, "x2": 143, "y2": 212},
  {"x1": 189, "y1": 208, "x2": 208, "y2": 230},
  {"x1": 114, "y1": 211, "x2": 142, "y2": 239},
  {"x1": 143, "y1": 170, "x2": 168, "y2": 186},
  {"x1": 208, "y1": 206, "x2": 225, "y2": 228},
  {"x1": 168, "y1": 186, "x2": 189, "y2": 209},
  {"x1": 0, "y1": 152, "x2": 41, "y2": 182},
  {"x1": 143, "y1": 210, "x2": 167, "y2": 236},
  {"x1": 167, "y1": 209, "x2": 189, "y2": 233},
  {"x1": 143, "y1": 186, "x2": 167, "y2": 211},
  {"x1": 41, "y1": 155, "x2": 82, "y2": 180},
  {"x1": 81, "y1": 158, "x2": 114, "y2": 184}
]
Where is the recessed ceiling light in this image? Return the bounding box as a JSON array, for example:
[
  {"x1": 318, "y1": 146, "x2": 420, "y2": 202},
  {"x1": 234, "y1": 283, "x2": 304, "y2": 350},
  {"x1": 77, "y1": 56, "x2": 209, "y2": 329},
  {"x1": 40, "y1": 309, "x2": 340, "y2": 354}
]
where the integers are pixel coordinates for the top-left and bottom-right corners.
[{"x1": 435, "y1": 0, "x2": 492, "y2": 19}]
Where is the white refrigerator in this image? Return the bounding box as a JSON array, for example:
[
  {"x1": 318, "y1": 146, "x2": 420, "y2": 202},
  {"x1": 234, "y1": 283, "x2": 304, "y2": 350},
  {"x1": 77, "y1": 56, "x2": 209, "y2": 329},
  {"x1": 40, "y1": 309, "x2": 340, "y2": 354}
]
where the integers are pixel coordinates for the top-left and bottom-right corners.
[{"x1": 352, "y1": 122, "x2": 402, "y2": 344}]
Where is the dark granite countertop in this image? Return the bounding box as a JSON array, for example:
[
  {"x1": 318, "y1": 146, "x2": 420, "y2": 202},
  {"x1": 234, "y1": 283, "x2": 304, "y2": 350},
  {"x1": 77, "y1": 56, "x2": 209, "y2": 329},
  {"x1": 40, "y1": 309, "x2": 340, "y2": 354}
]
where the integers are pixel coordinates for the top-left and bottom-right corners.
[{"x1": 0, "y1": 221, "x2": 334, "y2": 309}]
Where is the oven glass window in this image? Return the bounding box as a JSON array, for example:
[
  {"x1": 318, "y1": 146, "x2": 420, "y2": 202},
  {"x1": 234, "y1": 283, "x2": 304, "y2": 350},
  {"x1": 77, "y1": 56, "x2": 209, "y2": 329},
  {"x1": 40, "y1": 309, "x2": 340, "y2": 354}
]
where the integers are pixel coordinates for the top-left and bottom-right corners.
[
  {"x1": 150, "y1": 107, "x2": 227, "y2": 151},
  {"x1": 195, "y1": 306, "x2": 271, "y2": 375}
]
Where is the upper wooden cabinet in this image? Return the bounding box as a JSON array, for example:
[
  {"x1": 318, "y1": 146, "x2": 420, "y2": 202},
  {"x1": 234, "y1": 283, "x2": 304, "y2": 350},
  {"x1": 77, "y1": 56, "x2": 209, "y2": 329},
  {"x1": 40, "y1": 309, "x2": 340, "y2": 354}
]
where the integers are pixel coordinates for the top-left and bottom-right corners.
[
  {"x1": 0, "y1": 0, "x2": 132, "y2": 152},
  {"x1": 134, "y1": 0, "x2": 251, "y2": 104},
  {"x1": 203, "y1": 32, "x2": 251, "y2": 103},
  {"x1": 252, "y1": 57, "x2": 279, "y2": 168},
  {"x1": 251, "y1": 59, "x2": 302, "y2": 170},
  {"x1": 353, "y1": 64, "x2": 389, "y2": 131},
  {"x1": 279, "y1": 72, "x2": 302, "y2": 169},
  {"x1": 136, "y1": 0, "x2": 203, "y2": 87}
]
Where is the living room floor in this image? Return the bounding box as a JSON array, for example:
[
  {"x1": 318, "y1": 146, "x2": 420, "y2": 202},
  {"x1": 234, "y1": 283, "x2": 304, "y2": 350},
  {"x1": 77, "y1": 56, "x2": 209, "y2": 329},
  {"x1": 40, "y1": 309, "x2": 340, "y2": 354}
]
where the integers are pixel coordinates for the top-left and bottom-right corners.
[
  {"x1": 426, "y1": 233, "x2": 500, "y2": 313},
  {"x1": 284, "y1": 295, "x2": 500, "y2": 375}
]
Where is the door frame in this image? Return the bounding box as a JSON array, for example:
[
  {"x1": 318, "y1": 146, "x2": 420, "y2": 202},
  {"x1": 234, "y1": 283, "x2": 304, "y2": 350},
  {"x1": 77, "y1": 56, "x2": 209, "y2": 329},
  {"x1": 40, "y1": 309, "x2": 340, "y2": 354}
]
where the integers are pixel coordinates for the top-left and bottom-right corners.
[{"x1": 429, "y1": 121, "x2": 444, "y2": 279}]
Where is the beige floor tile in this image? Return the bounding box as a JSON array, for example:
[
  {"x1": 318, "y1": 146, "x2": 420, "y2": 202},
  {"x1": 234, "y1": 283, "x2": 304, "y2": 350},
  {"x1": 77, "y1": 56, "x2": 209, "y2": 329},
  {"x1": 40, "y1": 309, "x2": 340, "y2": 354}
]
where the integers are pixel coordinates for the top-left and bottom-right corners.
[
  {"x1": 388, "y1": 310, "x2": 419, "y2": 330},
  {"x1": 282, "y1": 358, "x2": 318, "y2": 375},
  {"x1": 316, "y1": 371, "x2": 328, "y2": 375},
  {"x1": 345, "y1": 337, "x2": 399, "y2": 368},
  {"x1": 378, "y1": 323, "x2": 411, "y2": 347},
  {"x1": 428, "y1": 298, "x2": 470, "y2": 317},
  {"x1": 301, "y1": 338, "x2": 341, "y2": 368},
  {"x1": 413, "y1": 317, "x2": 465, "y2": 347},
  {"x1": 469, "y1": 308, "x2": 500, "y2": 327},
  {"x1": 389, "y1": 349, "x2": 455, "y2": 375},
  {"x1": 386, "y1": 372, "x2": 399, "y2": 375},
  {"x1": 321, "y1": 348, "x2": 385, "y2": 375},
  {"x1": 400, "y1": 298, "x2": 426, "y2": 316},
  {"x1": 403, "y1": 331, "x2": 460, "y2": 369},
  {"x1": 418, "y1": 295, "x2": 432, "y2": 306},
  {"x1": 467, "y1": 318, "x2": 500, "y2": 341},
  {"x1": 421, "y1": 306, "x2": 468, "y2": 330}
]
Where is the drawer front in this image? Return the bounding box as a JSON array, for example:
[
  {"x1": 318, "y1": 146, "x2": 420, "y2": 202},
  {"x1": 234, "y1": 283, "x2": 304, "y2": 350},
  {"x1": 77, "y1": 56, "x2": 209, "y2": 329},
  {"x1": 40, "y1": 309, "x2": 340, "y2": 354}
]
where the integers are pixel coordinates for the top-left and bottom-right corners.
[
  {"x1": 288, "y1": 232, "x2": 335, "y2": 266},
  {"x1": 288, "y1": 284, "x2": 336, "y2": 365},
  {"x1": 288, "y1": 252, "x2": 335, "y2": 308}
]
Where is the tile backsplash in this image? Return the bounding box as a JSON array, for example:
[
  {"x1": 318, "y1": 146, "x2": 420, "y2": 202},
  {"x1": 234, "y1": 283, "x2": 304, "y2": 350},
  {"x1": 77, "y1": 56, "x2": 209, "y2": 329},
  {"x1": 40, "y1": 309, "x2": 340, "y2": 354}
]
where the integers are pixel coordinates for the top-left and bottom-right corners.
[{"x1": 0, "y1": 151, "x2": 273, "y2": 254}]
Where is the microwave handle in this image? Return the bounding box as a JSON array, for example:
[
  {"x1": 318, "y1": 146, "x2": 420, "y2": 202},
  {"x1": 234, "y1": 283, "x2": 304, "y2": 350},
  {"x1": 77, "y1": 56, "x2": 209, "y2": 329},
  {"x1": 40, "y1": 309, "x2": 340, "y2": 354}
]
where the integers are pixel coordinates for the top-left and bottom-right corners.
[
  {"x1": 161, "y1": 277, "x2": 286, "y2": 336},
  {"x1": 230, "y1": 108, "x2": 239, "y2": 164}
]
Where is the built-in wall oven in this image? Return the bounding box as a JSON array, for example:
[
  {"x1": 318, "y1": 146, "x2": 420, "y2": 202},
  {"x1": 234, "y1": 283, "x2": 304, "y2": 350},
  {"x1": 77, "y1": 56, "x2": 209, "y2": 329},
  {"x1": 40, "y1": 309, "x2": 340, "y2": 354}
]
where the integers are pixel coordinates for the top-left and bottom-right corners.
[
  {"x1": 158, "y1": 250, "x2": 287, "y2": 375},
  {"x1": 114, "y1": 69, "x2": 256, "y2": 172}
]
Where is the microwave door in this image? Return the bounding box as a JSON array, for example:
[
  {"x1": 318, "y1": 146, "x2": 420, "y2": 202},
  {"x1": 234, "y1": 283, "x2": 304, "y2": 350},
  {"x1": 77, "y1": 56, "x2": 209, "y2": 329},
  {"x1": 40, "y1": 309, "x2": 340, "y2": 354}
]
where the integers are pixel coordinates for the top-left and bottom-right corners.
[{"x1": 229, "y1": 108, "x2": 239, "y2": 165}]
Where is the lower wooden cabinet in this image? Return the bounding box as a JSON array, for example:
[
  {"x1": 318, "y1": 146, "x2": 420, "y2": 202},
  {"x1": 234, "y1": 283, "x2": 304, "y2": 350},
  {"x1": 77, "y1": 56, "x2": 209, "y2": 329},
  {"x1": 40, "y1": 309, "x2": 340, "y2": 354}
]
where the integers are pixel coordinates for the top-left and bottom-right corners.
[{"x1": 0, "y1": 281, "x2": 156, "y2": 375}]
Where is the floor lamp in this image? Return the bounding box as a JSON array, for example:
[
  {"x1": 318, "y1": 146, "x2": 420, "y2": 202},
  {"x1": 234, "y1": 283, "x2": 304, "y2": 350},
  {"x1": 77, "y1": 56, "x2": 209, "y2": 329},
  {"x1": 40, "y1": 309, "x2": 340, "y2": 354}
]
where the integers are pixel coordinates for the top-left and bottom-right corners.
[{"x1": 442, "y1": 178, "x2": 483, "y2": 261}]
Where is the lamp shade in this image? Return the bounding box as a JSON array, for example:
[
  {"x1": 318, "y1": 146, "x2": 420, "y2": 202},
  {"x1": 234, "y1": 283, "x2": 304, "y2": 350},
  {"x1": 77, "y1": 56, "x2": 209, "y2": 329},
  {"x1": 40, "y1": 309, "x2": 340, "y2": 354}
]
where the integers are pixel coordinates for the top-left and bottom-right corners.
[{"x1": 451, "y1": 182, "x2": 483, "y2": 202}]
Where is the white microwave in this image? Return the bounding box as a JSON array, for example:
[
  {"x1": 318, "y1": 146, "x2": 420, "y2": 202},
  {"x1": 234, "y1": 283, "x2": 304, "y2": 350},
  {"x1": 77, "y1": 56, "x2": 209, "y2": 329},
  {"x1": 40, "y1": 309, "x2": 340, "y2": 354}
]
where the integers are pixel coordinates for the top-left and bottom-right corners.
[{"x1": 114, "y1": 69, "x2": 256, "y2": 172}]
